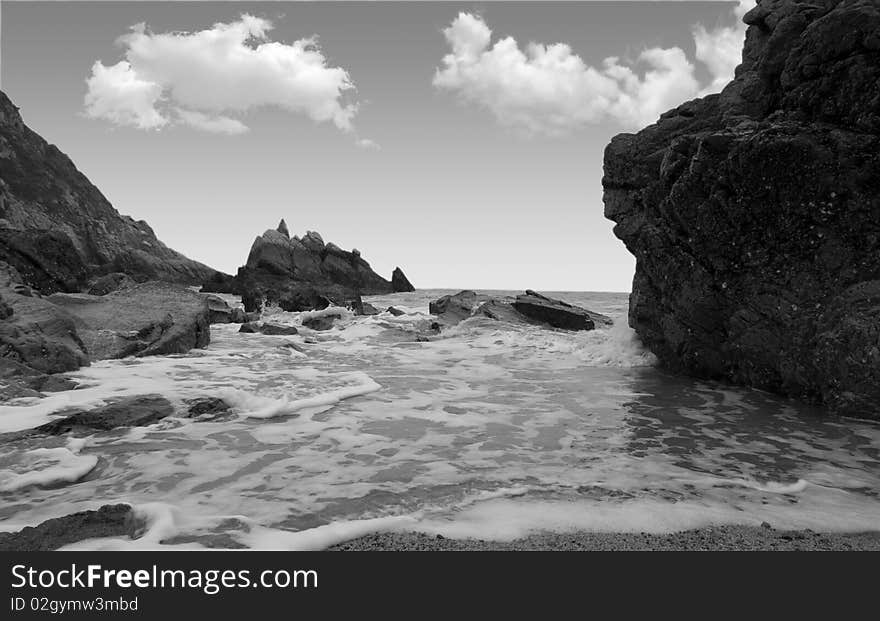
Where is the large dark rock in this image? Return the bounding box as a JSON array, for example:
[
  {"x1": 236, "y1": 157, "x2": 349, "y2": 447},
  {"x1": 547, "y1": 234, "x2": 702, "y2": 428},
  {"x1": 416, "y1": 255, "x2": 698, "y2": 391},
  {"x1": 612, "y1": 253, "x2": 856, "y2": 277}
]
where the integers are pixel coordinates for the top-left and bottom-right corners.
[
  {"x1": 223, "y1": 220, "x2": 412, "y2": 312},
  {"x1": 35, "y1": 395, "x2": 174, "y2": 435},
  {"x1": 602, "y1": 0, "x2": 880, "y2": 419},
  {"x1": 0, "y1": 263, "x2": 89, "y2": 375},
  {"x1": 48, "y1": 281, "x2": 211, "y2": 360},
  {"x1": 512, "y1": 291, "x2": 611, "y2": 331},
  {"x1": 0, "y1": 504, "x2": 140, "y2": 551},
  {"x1": 0, "y1": 91, "x2": 226, "y2": 294},
  {"x1": 429, "y1": 289, "x2": 609, "y2": 332},
  {"x1": 429, "y1": 290, "x2": 485, "y2": 324},
  {"x1": 391, "y1": 267, "x2": 415, "y2": 292}
]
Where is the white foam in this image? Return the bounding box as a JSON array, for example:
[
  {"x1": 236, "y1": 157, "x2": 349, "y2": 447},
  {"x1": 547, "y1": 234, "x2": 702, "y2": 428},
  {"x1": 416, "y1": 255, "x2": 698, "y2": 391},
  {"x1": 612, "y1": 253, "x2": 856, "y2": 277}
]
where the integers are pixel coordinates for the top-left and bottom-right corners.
[
  {"x1": 221, "y1": 372, "x2": 381, "y2": 419},
  {"x1": 0, "y1": 438, "x2": 98, "y2": 493}
]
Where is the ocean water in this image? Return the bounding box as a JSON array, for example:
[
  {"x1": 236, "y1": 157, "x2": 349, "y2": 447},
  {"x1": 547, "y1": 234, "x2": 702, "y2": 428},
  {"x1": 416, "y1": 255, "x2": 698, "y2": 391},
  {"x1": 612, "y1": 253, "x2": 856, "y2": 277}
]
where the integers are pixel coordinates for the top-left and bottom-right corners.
[{"x1": 1, "y1": 290, "x2": 878, "y2": 550}]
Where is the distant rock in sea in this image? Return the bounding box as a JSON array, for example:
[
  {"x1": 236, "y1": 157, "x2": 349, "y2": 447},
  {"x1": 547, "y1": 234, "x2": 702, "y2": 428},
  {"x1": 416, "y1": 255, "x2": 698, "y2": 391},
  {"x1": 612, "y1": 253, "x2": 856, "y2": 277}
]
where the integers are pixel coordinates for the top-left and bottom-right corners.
[
  {"x1": 220, "y1": 219, "x2": 416, "y2": 312},
  {"x1": 602, "y1": 0, "x2": 880, "y2": 419},
  {"x1": 429, "y1": 289, "x2": 610, "y2": 331},
  {"x1": 0, "y1": 91, "x2": 226, "y2": 294},
  {"x1": 392, "y1": 267, "x2": 415, "y2": 293}
]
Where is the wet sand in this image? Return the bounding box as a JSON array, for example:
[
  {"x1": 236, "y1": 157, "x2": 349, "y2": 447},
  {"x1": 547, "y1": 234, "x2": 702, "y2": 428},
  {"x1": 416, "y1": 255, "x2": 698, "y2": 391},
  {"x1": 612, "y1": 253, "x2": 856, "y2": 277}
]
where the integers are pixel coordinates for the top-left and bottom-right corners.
[{"x1": 330, "y1": 526, "x2": 880, "y2": 551}]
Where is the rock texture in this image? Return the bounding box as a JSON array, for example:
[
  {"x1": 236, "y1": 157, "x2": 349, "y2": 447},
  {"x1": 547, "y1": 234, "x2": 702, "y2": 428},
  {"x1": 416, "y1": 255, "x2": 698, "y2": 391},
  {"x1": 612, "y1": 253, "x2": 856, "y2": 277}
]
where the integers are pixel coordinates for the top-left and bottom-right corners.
[
  {"x1": 0, "y1": 263, "x2": 89, "y2": 375},
  {"x1": 0, "y1": 91, "x2": 224, "y2": 294},
  {"x1": 512, "y1": 290, "x2": 610, "y2": 331},
  {"x1": 224, "y1": 220, "x2": 414, "y2": 312},
  {"x1": 602, "y1": 0, "x2": 880, "y2": 419},
  {"x1": 429, "y1": 289, "x2": 608, "y2": 331},
  {"x1": 35, "y1": 395, "x2": 174, "y2": 435},
  {"x1": 48, "y1": 282, "x2": 211, "y2": 360},
  {"x1": 0, "y1": 504, "x2": 139, "y2": 552}
]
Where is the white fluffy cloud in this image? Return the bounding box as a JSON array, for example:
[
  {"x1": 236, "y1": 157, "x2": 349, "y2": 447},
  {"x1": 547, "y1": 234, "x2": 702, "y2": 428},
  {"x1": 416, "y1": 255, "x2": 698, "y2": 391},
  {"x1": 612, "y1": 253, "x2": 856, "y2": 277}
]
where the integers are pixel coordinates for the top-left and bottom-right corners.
[
  {"x1": 84, "y1": 15, "x2": 357, "y2": 135},
  {"x1": 434, "y1": 1, "x2": 756, "y2": 133}
]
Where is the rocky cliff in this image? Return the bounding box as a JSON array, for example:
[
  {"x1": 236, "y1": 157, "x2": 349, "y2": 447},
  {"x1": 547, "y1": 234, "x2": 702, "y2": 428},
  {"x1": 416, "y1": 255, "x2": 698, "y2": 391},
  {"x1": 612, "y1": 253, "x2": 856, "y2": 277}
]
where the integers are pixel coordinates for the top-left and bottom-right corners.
[
  {"x1": 232, "y1": 220, "x2": 415, "y2": 311},
  {"x1": 603, "y1": 0, "x2": 880, "y2": 419},
  {"x1": 0, "y1": 91, "x2": 221, "y2": 293}
]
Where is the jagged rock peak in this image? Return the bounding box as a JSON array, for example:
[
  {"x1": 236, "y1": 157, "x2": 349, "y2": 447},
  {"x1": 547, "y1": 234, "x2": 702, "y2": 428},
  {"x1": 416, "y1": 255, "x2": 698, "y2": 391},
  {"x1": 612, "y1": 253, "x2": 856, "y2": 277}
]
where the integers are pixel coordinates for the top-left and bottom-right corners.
[
  {"x1": 277, "y1": 219, "x2": 290, "y2": 238},
  {"x1": 391, "y1": 267, "x2": 415, "y2": 293}
]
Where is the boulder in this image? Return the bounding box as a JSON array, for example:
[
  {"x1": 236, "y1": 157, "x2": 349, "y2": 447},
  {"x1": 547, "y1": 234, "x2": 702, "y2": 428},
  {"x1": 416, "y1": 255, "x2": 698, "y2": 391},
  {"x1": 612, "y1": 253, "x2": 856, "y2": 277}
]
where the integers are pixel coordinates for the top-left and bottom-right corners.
[
  {"x1": 391, "y1": 267, "x2": 416, "y2": 292},
  {"x1": 511, "y1": 291, "x2": 598, "y2": 331},
  {"x1": 48, "y1": 281, "x2": 210, "y2": 360},
  {"x1": 35, "y1": 395, "x2": 174, "y2": 435},
  {"x1": 429, "y1": 290, "x2": 486, "y2": 324},
  {"x1": 387, "y1": 306, "x2": 406, "y2": 317},
  {"x1": 204, "y1": 294, "x2": 234, "y2": 324},
  {"x1": 185, "y1": 397, "x2": 233, "y2": 420},
  {"x1": 602, "y1": 0, "x2": 880, "y2": 419},
  {"x1": 86, "y1": 272, "x2": 136, "y2": 296},
  {"x1": 0, "y1": 91, "x2": 224, "y2": 294},
  {"x1": 303, "y1": 311, "x2": 345, "y2": 331},
  {"x1": 258, "y1": 323, "x2": 299, "y2": 336},
  {"x1": 0, "y1": 504, "x2": 140, "y2": 552},
  {"x1": 0, "y1": 265, "x2": 89, "y2": 375},
  {"x1": 238, "y1": 322, "x2": 259, "y2": 334}
]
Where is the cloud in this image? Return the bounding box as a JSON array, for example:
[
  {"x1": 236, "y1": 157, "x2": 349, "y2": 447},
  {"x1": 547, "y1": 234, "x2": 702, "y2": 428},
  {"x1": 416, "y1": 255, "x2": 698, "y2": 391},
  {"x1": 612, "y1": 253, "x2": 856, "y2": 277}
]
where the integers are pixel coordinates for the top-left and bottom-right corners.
[
  {"x1": 355, "y1": 138, "x2": 381, "y2": 150},
  {"x1": 175, "y1": 109, "x2": 250, "y2": 135},
  {"x1": 84, "y1": 15, "x2": 358, "y2": 135},
  {"x1": 694, "y1": 0, "x2": 756, "y2": 96},
  {"x1": 434, "y1": 1, "x2": 755, "y2": 133}
]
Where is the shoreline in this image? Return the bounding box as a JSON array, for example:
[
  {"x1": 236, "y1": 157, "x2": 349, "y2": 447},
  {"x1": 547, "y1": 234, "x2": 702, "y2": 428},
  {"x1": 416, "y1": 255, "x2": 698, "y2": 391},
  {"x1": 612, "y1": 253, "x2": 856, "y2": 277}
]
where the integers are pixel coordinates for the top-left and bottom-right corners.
[{"x1": 329, "y1": 526, "x2": 880, "y2": 551}]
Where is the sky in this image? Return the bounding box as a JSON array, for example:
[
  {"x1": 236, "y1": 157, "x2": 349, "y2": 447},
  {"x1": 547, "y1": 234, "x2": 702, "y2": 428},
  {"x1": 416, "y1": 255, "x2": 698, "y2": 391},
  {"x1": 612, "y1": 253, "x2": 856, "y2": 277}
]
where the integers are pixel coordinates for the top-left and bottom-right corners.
[{"x1": 0, "y1": 1, "x2": 751, "y2": 291}]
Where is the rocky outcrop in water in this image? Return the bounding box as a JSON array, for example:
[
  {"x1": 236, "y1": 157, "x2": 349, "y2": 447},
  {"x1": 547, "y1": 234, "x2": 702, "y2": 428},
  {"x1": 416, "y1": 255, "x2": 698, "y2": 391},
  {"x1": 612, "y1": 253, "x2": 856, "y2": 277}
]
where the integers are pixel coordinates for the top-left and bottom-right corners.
[
  {"x1": 602, "y1": 0, "x2": 880, "y2": 419},
  {"x1": 0, "y1": 91, "x2": 223, "y2": 294},
  {"x1": 392, "y1": 267, "x2": 415, "y2": 293},
  {"x1": 35, "y1": 395, "x2": 174, "y2": 436},
  {"x1": 224, "y1": 220, "x2": 414, "y2": 312},
  {"x1": 429, "y1": 290, "x2": 609, "y2": 331}
]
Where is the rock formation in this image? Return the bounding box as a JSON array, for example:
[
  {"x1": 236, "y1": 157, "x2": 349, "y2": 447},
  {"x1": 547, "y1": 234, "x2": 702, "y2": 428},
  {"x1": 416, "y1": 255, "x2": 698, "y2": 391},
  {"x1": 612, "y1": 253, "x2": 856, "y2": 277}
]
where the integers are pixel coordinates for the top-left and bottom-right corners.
[
  {"x1": 429, "y1": 290, "x2": 610, "y2": 331},
  {"x1": 602, "y1": 0, "x2": 880, "y2": 419},
  {"x1": 48, "y1": 282, "x2": 211, "y2": 360},
  {"x1": 392, "y1": 267, "x2": 416, "y2": 292},
  {"x1": 0, "y1": 90, "x2": 224, "y2": 294},
  {"x1": 0, "y1": 504, "x2": 140, "y2": 552},
  {"x1": 229, "y1": 219, "x2": 415, "y2": 312}
]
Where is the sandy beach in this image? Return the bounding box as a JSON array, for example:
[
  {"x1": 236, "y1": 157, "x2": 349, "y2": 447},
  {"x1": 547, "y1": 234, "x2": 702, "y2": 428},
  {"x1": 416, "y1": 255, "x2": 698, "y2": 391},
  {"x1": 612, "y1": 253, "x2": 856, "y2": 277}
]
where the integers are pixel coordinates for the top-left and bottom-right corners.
[{"x1": 330, "y1": 526, "x2": 880, "y2": 551}]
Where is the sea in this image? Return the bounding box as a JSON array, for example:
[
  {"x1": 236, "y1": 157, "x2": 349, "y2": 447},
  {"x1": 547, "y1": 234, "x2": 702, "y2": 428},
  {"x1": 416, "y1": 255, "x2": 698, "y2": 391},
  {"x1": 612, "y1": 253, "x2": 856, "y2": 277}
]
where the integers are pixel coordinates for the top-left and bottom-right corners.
[{"x1": 1, "y1": 290, "x2": 879, "y2": 549}]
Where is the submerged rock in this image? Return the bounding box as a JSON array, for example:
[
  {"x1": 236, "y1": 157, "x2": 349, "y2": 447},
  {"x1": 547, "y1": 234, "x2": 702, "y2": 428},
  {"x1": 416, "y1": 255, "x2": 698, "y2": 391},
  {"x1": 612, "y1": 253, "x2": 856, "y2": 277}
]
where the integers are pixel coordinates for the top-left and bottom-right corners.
[
  {"x1": 302, "y1": 312, "x2": 344, "y2": 331},
  {"x1": 258, "y1": 323, "x2": 299, "y2": 336},
  {"x1": 238, "y1": 322, "x2": 298, "y2": 335},
  {"x1": 49, "y1": 281, "x2": 211, "y2": 360},
  {"x1": 0, "y1": 504, "x2": 140, "y2": 552},
  {"x1": 602, "y1": 0, "x2": 880, "y2": 419},
  {"x1": 35, "y1": 395, "x2": 174, "y2": 435},
  {"x1": 387, "y1": 306, "x2": 406, "y2": 317},
  {"x1": 185, "y1": 397, "x2": 233, "y2": 420}
]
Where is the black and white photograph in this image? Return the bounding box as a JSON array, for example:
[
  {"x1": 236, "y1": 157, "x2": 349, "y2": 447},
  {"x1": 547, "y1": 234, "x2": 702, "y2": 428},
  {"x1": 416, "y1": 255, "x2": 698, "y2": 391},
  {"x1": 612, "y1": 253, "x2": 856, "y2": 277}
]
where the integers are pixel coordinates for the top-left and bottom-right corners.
[{"x1": 0, "y1": 0, "x2": 878, "y2": 570}]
